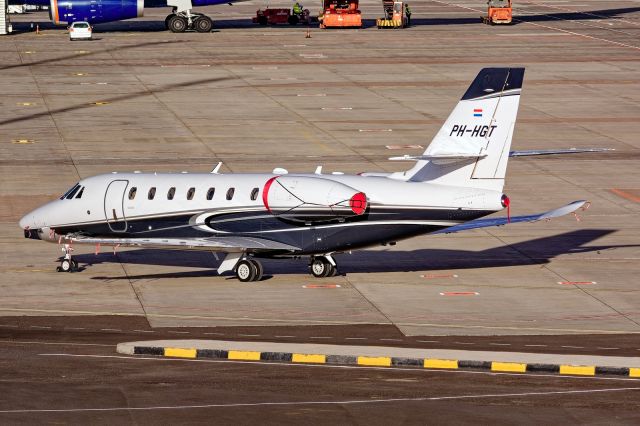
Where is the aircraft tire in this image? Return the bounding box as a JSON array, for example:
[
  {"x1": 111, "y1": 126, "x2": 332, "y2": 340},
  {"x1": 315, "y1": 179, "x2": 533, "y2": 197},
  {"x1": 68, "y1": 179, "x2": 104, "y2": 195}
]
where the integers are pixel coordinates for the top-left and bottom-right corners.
[
  {"x1": 60, "y1": 259, "x2": 72, "y2": 273},
  {"x1": 165, "y1": 15, "x2": 172, "y2": 30},
  {"x1": 236, "y1": 260, "x2": 257, "y2": 282},
  {"x1": 195, "y1": 16, "x2": 213, "y2": 33},
  {"x1": 168, "y1": 15, "x2": 187, "y2": 33},
  {"x1": 310, "y1": 258, "x2": 332, "y2": 278},
  {"x1": 248, "y1": 259, "x2": 263, "y2": 281}
]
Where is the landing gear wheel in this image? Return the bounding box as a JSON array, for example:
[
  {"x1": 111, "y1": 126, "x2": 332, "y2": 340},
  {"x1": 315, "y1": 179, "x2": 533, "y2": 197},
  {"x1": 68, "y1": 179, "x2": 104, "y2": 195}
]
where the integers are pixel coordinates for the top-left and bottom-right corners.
[
  {"x1": 195, "y1": 16, "x2": 213, "y2": 33},
  {"x1": 248, "y1": 259, "x2": 264, "y2": 281},
  {"x1": 168, "y1": 15, "x2": 187, "y2": 33},
  {"x1": 59, "y1": 259, "x2": 72, "y2": 273},
  {"x1": 165, "y1": 14, "x2": 172, "y2": 29},
  {"x1": 236, "y1": 259, "x2": 257, "y2": 282},
  {"x1": 310, "y1": 257, "x2": 334, "y2": 278}
]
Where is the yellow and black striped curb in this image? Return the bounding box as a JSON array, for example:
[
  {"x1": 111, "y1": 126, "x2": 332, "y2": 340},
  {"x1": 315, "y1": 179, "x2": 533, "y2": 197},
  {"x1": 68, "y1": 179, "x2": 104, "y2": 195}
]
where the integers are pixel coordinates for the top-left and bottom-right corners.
[{"x1": 132, "y1": 346, "x2": 640, "y2": 378}]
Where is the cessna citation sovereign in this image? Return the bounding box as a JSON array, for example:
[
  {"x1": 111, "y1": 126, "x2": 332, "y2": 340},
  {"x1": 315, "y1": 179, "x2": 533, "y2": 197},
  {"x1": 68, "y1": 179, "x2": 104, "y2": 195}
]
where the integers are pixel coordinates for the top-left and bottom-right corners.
[{"x1": 20, "y1": 68, "x2": 590, "y2": 282}]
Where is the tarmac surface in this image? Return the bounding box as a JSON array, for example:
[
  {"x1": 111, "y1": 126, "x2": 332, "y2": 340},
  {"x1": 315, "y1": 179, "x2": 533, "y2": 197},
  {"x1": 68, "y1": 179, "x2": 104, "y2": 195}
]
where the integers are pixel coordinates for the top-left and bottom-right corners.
[{"x1": 1, "y1": 0, "x2": 640, "y2": 422}]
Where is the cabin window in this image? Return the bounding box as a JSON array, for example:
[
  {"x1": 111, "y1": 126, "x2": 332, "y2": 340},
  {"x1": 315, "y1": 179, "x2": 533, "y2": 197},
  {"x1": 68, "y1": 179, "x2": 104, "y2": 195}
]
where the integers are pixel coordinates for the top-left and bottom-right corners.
[
  {"x1": 148, "y1": 187, "x2": 156, "y2": 200},
  {"x1": 65, "y1": 184, "x2": 81, "y2": 200},
  {"x1": 187, "y1": 187, "x2": 195, "y2": 200},
  {"x1": 167, "y1": 187, "x2": 176, "y2": 200},
  {"x1": 75, "y1": 187, "x2": 84, "y2": 199},
  {"x1": 206, "y1": 187, "x2": 215, "y2": 200},
  {"x1": 226, "y1": 187, "x2": 235, "y2": 200},
  {"x1": 128, "y1": 187, "x2": 137, "y2": 200},
  {"x1": 250, "y1": 187, "x2": 259, "y2": 201},
  {"x1": 61, "y1": 183, "x2": 80, "y2": 200}
]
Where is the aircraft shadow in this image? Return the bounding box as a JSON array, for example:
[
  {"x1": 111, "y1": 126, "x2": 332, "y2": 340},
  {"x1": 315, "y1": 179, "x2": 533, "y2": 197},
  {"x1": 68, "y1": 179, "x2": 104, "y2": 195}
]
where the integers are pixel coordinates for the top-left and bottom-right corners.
[{"x1": 82, "y1": 229, "x2": 635, "y2": 281}]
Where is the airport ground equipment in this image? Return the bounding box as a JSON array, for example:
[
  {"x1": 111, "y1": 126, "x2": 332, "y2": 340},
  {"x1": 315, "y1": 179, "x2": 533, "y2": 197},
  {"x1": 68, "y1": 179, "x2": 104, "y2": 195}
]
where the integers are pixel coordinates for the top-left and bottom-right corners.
[
  {"x1": 482, "y1": 0, "x2": 512, "y2": 25},
  {"x1": 376, "y1": 0, "x2": 407, "y2": 29},
  {"x1": 319, "y1": 0, "x2": 361, "y2": 29},
  {"x1": 0, "y1": 0, "x2": 10, "y2": 35},
  {"x1": 253, "y1": 7, "x2": 312, "y2": 25}
]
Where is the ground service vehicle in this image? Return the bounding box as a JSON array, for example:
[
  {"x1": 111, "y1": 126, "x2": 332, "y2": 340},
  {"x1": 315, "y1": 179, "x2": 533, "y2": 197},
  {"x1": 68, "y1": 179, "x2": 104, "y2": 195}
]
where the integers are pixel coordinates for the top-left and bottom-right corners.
[
  {"x1": 483, "y1": 0, "x2": 513, "y2": 25},
  {"x1": 377, "y1": 0, "x2": 407, "y2": 28},
  {"x1": 68, "y1": 21, "x2": 92, "y2": 40},
  {"x1": 319, "y1": 0, "x2": 362, "y2": 28}
]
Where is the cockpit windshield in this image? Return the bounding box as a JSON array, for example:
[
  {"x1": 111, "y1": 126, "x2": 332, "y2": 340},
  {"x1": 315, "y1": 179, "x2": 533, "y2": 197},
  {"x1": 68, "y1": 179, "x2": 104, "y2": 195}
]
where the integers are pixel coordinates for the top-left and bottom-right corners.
[{"x1": 60, "y1": 183, "x2": 80, "y2": 200}]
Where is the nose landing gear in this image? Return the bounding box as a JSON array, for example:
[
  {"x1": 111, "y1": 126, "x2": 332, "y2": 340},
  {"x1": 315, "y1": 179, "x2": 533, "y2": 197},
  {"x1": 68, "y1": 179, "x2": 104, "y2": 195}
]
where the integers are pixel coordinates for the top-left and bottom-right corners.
[{"x1": 56, "y1": 243, "x2": 79, "y2": 272}]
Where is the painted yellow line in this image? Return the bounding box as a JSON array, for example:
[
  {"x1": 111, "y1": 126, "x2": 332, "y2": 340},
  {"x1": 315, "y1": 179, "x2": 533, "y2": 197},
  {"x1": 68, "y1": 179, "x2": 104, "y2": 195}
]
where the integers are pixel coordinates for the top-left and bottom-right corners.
[
  {"x1": 630, "y1": 368, "x2": 640, "y2": 378},
  {"x1": 164, "y1": 347, "x2": 196, "y2": 359},
  {"x1": 228, "y1": 351, "x2": 261, "y2": 361},
  {"x1": 424, "y1": 359, "x2": 458, "y2": 369},
  {"x1": 357, "y1": 356, "x2": 391, "y2": 367},
  {"x1": 491, "y1": 362, "x2": 526, "y2": 373},
  {"x1": 292, "y1": 354, "x2": 326, "y2": 364},
  {"x1": 560, "y1": 365, "x2": 596, "y2": 376}
]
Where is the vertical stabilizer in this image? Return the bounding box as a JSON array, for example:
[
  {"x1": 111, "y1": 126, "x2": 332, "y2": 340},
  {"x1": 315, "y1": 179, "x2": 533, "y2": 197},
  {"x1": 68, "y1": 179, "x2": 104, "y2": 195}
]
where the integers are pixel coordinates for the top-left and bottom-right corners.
[{"x1": 393, "y1": 68, "x2": 524, "y2": 192}]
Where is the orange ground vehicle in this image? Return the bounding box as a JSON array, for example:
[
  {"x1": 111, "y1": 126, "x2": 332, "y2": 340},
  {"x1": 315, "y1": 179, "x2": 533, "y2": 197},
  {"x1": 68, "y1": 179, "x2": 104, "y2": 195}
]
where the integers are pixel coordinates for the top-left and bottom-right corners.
[
  {"x1": 482, "y1": 0, "x2": 513, "y2": 25},
  {"x1": 319, "y1": 0, "x2": 362, "y2": 29}
]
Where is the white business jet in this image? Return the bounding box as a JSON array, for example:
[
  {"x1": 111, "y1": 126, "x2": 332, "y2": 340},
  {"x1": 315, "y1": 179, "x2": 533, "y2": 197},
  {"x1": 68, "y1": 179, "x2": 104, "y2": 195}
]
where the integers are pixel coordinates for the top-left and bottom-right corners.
[{"x1": 20, "y1": 68, "x2": 591, "y2": 281}]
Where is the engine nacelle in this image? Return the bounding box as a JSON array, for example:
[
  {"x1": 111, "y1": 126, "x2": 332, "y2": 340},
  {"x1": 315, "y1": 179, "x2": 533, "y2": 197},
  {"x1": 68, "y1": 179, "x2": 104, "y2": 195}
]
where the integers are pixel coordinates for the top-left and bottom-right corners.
[
  {"x1": 50, "y1": 0, "x2": 143, "y2": 25},
  {"x1": 262, "y1": 176, "x2": 367, "y2": 221}
]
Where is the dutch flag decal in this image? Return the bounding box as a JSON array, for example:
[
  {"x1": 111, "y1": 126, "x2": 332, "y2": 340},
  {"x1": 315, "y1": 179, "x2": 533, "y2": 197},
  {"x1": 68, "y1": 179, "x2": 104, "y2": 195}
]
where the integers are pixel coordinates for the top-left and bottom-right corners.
[{"x1": 473, "y1": 108, "x2": 483, "y2": 117}]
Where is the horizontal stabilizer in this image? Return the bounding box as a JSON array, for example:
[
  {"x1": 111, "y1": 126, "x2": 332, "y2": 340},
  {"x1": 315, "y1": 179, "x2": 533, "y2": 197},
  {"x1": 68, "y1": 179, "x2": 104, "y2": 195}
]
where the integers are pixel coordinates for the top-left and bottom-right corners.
[
  {"x1": 69, "y1": 235, "x2": 300, "y2": 253},
  {"x1": 434, "y1": 200, "x2": 589, "y2": 234},
  {"x1": 509, "y1": 148, "x2": 615, "y2": 157},
  {"x1": 389, "y1": 153, "x2": 487, "y2": 162}
]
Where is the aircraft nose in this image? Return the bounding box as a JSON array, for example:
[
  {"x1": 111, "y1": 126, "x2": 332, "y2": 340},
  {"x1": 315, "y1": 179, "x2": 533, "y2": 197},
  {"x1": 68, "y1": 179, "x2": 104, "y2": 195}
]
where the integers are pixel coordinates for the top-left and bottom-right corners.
[{"x1": 19, "y1": 212, "x2": 32, "y2": 230}]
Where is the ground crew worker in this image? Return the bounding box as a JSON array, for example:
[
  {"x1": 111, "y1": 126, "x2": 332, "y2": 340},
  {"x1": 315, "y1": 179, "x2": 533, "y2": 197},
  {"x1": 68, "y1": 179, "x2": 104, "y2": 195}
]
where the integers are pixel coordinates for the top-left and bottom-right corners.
[
  {"x1": 293, "y1": 2, "x2": 303, "y2": 16},
  {"x1": 405, "y1": 3, "x2": 412, "y2": 27}
]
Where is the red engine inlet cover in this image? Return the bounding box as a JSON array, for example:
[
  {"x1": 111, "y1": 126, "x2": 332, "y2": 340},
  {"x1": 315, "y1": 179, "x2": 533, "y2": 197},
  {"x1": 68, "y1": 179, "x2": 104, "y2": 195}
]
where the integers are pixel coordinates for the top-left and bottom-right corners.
[{"x1": 349, "y1": 192, "x2": 367, "y2": 215}]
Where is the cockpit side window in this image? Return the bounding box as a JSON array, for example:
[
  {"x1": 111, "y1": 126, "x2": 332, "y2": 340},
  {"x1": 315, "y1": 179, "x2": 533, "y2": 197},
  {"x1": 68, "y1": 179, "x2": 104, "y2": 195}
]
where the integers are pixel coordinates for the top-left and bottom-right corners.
[
  {"x1": 65, "y1": 185, "x2": 81, "y2": 200},
  {"x1": 75, "y1": 187, "x2": 84, "y2": 199},
  {"x1": 60, "y1": 183, "x2": 80, "y2": 200}
]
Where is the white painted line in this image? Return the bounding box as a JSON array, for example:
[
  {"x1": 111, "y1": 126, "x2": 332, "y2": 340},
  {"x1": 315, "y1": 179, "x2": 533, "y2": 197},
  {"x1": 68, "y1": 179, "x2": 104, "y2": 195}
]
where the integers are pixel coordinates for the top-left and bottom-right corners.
[
  {"x1": 345, "y1": 337, "x2": 367, "y2": 340},
  {"x1": 65, "y1": 327, "x2": 85, "y2": 330},
  {"x1": 496, "y1": 33, "x2": 571, "y2": 36},
  {"x1": 386, "y1": 144, "x2": 422, "y2": 149},
  {"x1": 489, "y1": 343, "x2": 511, "y2": 346},
  {"x1": 562, "y1": 346, "x2": 584, "y2": 349},
  {"x1": 0, "y1": 340, "x2": 113, "y2": 347},
  {"x1": 299, "y1": 53, "x2": 327, "y2": 59},
  {"x1": 297, "y1": 93, "x2": 326, "y2": 97},
  {"x1": 309, "y1": 336, "x2": 332, "y2": 339},
  {"x1": 525, "y1": 345, "x2": 548, "y2": 347},
  {"x1": 417, "y1": 340, "x2": 439, "y2": 343},
  {"x1": 454, "y1": 342, "x2": 475, "y2": 345},
  {"x1": 322, "y1": 107, "x2": 352, "y2": 110},
  {"x1": 133, "y1": 330, "x2": 155, "y2": 333},
  {"x1": 252, "y1": 66, "x2": 278, "y2": 70},
  {"x1": 101, "y1": 329, "x2": 121, "y2": 332},
  {"x1": 168, "y1": 331, "x2": 189, "y2": 334},
  {"x1": 359, "y1": 129, "x2": 392, "y2": 132},
  {"x1": 380, "y1": 339, "x2": 403, "y2": 342},
  {"x1": 238, "y1": 334, "x2": 261, "y2": 337},
  {"x1": 30, "y1": 326, "x2": 51, "y2": 329},
  {"x1": 598, "y1": 348, "x2": 620, "y2": 350},
  {"x1": 5, "y1": 363, "x2": 640, "y2": 414},
  {"x1": 0, "y1": 324, "x2": 18, "y2": 328},
  {"x1": 284, "y1": 44, "x2": 307, "y2": 47},
  {"x1": 274, "y1": 335, "x2": 296, "y2": 338},
  {"x1": 203, "y1": 332, "x2": 225, "y2": 336}
]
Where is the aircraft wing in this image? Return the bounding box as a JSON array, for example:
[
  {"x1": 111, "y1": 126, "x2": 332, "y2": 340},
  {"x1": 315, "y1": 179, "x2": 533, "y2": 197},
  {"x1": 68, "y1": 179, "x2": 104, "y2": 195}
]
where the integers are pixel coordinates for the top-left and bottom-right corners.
[
  {"x1": 69, "y1": 235, "x2": 300, "y2": 253},
  {"x1": 434, "y1": 200, "x2": 589, "y2": 234}
]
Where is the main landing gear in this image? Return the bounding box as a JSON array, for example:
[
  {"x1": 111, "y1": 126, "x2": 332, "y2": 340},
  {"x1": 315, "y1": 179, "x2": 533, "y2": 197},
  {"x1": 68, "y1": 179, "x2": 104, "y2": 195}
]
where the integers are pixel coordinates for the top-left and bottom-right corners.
[
  {"x1": 309, "y1": 255, "x2": 337, "y2": 278},
  {"x1": 235, "y1": 258, "x2": 264, "y2": 282},
  {"x1": 56, "y1": 243, "x2": 79, "y2": 272},
  {"x1": 165, "y1": 11, "x2": 213, "y2": 33}
]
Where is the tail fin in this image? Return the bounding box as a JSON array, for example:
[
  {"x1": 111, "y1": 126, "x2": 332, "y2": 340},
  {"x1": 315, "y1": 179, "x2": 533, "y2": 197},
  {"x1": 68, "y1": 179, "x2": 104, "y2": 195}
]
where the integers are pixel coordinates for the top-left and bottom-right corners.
[{"x1": 392, "y1": 68, "x2": 524, "y2": 192}]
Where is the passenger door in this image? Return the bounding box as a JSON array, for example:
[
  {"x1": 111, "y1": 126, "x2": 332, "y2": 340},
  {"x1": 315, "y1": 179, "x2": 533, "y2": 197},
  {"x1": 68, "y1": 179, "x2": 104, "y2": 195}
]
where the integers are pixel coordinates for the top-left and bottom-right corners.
[{"x1": 104, "y1": 180, "x2": 128, "y2": 232}]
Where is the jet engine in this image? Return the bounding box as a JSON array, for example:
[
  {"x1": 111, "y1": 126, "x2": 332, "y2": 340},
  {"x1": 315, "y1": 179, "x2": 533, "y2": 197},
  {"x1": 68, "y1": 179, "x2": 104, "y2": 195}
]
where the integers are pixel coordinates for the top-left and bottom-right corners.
[
  {"x1": 49, "y1": 0, "x2": 144, "y2": 25},
  {"x1": 262, "y1": 176, "x2": 368, "y2": 221}
]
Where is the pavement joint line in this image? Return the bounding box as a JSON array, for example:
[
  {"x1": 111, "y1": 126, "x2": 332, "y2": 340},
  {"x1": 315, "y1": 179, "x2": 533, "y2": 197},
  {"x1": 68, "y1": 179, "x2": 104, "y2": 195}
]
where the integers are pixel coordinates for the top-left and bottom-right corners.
[{"x1": 119, "y1": 343, "x2": 640, "y2": 379}]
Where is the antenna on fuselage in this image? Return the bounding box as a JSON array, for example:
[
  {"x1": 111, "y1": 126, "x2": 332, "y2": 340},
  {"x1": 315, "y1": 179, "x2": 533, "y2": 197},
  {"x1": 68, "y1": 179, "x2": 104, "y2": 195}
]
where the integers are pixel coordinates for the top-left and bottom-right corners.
[{"x1": 211, "y1": 162, "x2": 223, "y2": 174}]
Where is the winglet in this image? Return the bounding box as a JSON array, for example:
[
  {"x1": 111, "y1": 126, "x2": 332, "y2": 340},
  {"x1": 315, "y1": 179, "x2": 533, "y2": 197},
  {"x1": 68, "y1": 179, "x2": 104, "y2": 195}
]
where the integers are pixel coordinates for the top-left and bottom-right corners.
[{"x1": 211, "y1": 162, "x2": 223, "y2": 174}]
